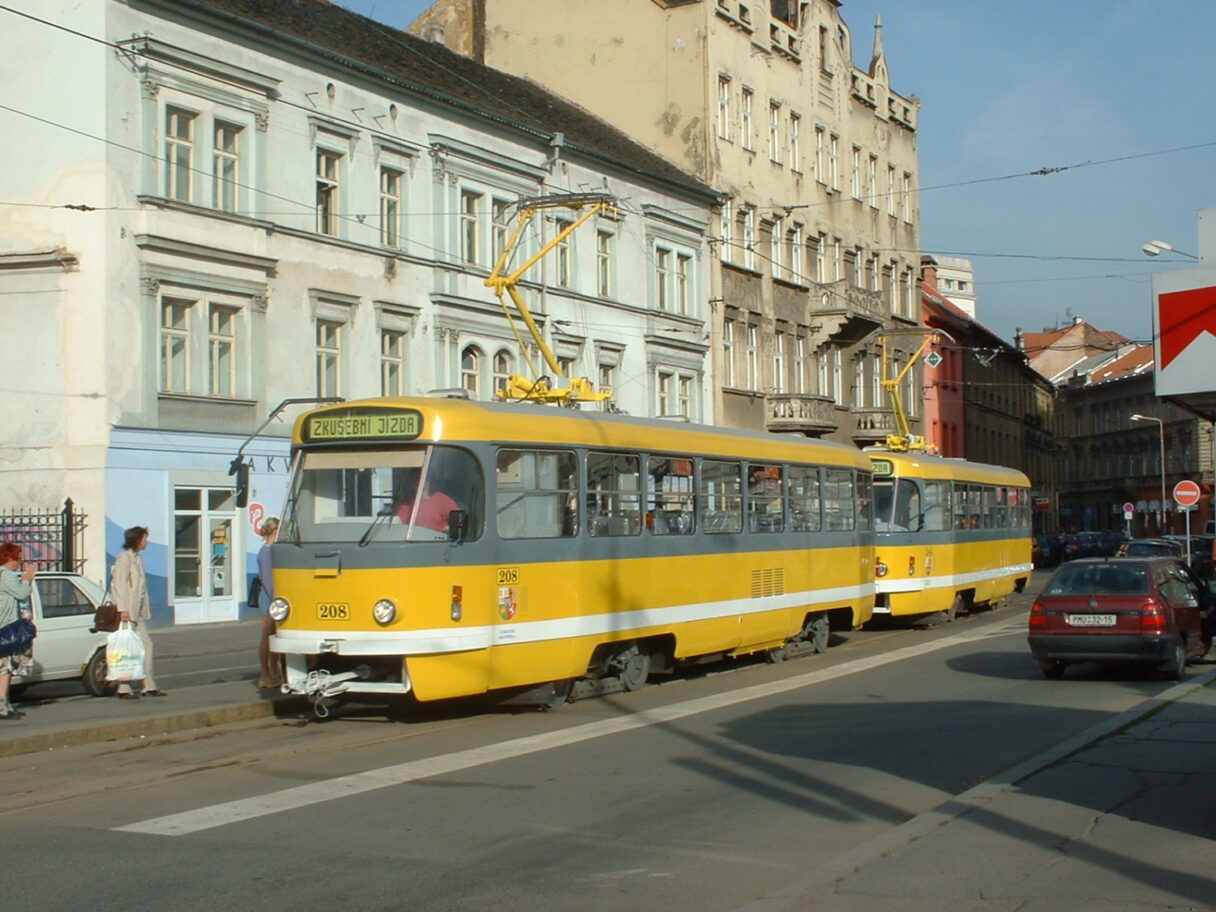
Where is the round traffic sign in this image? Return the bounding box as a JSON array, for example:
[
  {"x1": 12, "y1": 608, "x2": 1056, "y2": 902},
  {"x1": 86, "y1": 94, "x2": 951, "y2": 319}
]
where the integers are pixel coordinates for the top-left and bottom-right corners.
[
  {"x1": 1173, "y1": 479, "x2": 1201, "y2": 508},
  {"x1": 1122, "y1": 502, "x2": 1135, "y2": 514}
]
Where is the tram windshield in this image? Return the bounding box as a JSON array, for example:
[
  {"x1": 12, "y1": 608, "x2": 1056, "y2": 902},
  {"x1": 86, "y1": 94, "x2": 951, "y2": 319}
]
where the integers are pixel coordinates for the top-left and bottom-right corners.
[
  {"x1": 873, "y1": 478, "x2": 921, "y2": 532},
  {"x1": 281, "y1": 445, "x2": 483, "y2": 544}
]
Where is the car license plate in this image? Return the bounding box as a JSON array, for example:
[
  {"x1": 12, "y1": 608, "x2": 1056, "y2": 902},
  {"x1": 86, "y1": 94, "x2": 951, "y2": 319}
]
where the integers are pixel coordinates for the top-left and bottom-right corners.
[
  {"x1": 1066, "y1": 613, "x2": 1115, "y2": 627},
  {"x1": 317, "y1": 603, "x2": 350, "y2": 621}
]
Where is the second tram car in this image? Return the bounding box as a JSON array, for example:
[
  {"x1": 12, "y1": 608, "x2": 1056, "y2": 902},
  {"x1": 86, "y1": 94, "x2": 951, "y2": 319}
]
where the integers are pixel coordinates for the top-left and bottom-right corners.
[
  {"x1": 269, "y1": 397, "x2": 877, "y2": 709},
  {"x1": 868, "y1": 449, "x2": 1033, "y2": 623}
]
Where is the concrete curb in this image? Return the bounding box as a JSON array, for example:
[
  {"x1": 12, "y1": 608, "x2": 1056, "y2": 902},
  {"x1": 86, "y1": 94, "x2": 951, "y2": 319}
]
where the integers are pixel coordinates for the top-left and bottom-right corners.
[{"x1": 0, "y1": 696, "x2": 310, "y2": 758}]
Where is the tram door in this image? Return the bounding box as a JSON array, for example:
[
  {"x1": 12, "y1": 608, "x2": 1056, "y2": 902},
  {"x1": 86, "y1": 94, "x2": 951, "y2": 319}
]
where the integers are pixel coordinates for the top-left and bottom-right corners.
[{"x1": 172, "y1": 486, "x2": 240, "y2": 625}]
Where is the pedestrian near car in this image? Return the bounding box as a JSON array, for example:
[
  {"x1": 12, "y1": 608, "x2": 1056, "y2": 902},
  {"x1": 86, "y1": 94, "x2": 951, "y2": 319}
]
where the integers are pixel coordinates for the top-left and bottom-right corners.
[
  {"x1": 256, "y1": 516, "x2": 282, "y2": 689},
  {"x1": 110, "y1": 525, "x2": 165, "y2": 699},
  {"x1": 0, "y1": 542, "x2": 36, "y2": 719}
]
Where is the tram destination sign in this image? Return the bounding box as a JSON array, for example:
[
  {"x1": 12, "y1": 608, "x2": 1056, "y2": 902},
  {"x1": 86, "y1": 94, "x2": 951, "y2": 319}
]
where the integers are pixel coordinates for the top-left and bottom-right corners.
[{"x1": 303, "y1": 408, "x2": 423, "y2": 443}]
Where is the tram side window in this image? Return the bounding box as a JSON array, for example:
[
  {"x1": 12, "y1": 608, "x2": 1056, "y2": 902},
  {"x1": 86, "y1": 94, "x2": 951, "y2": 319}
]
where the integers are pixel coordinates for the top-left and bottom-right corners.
[
  {"x1": 922, "y1": 481, "x2": 950, "y2": 531},
  {"x1": 980, "y1": 486, "x2": 996, "y2": 529},
  {"x1": 994, "y1": 487, "x2": 1011, "y2": 529},
  {"x1": 1017, "y1": 489, "x2": 1031, "y2": 529},
  {"x1": 875, "y1": 478, "x2": 919, "y2": 531},
  {"x1": 954, "y1": 483, "x2": 981, "y2": 530},
  {"x1": 701, "y1": 460, "x2": 743, "y2": 533},
  {"x1": 823, "y1": 469, "x2": 855, "y2": 531},
  {"x1": 587, "y1": 451, "x2": 641, "y2": 537},
  {"x1": 747, "y1": 463, "x2": 784, "y2": 532},
  {"x1": 648, "y1": 456, "x2": 695, "y2": 534},
  {"x1": 788, "y1": 465, "x2": 822, "y2": 532},
  {"x1": 856, "y1": 472, "x2": 873, "y2": 531},
  {"x1": 495, "y1": 449, "x2": 578, "y2": 539}
]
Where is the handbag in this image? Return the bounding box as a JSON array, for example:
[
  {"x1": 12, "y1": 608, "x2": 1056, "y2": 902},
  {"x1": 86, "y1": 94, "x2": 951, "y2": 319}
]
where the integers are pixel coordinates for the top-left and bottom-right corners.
[
  {"x1": 0, "y1": 616, "x2": 37, "y2": 655},
  {"x1": 247, "y1": 575, "x2": 262, "y2": 609},
  {"x1": 93, "y1": 600, "x2": 120, "y2": 633}
]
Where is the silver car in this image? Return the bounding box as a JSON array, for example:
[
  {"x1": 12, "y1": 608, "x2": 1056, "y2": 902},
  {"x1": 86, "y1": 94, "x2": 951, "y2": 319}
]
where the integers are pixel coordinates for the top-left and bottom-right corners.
[{"x1": 11, "y1": 572, "x2": 113, "y2": 696}]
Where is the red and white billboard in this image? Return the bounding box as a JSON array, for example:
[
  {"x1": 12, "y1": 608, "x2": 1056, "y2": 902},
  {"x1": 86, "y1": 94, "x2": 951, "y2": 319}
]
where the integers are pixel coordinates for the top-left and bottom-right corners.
[{"x1": 1152, "y1": 267, "x2": 1216, "y2": 397}]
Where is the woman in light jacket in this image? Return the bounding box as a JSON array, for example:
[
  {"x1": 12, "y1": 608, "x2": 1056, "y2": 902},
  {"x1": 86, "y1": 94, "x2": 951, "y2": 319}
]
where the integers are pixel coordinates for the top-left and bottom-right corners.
[
  {"x1": 0, "y1": 541, "x2": 36, "y2": 720},
  {"x1": 111, "y1": 525, "x2": 165, "y2": 699},
  {"x1": 256, "y1": 517, "x2": 282, "y2": 688}
]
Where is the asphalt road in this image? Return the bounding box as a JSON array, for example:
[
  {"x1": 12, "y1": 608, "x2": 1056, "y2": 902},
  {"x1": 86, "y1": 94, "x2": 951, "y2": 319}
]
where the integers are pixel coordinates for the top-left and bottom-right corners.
[{"x1": 0, "y1": 587, "x2": 1196, "y2": 911}]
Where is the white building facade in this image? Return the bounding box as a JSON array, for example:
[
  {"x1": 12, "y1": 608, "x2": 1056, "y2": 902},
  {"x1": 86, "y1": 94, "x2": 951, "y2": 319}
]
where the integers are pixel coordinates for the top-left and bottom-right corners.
[{"x1": 0, "y1": 0, "x2": 716, "y2": 625}]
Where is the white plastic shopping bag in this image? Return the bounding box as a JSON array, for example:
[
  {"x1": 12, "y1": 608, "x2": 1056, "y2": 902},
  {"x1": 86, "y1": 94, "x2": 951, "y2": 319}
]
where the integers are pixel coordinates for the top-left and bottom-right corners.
[{"x1": 105, "y1": 621, "x2": 146, "y2": 682}]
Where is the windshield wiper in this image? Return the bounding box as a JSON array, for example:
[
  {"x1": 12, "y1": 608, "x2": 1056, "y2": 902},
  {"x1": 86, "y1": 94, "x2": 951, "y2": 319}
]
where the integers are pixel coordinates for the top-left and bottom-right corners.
[{"x1": 358, "y1": 507, "x2": 395, "y2": 548}]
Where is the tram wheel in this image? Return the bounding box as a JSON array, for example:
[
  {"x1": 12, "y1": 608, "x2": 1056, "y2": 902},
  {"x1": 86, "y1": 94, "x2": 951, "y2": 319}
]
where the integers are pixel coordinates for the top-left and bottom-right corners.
[
  {"x1": 616, "y1": 643, "x2": 652, "y2": 692},
  {"x1": 804, "y1": 615, "x2": 830, "y2": 653},
  {"x1": 946, "y1": 594, "x2": 966, "y2": 623}
]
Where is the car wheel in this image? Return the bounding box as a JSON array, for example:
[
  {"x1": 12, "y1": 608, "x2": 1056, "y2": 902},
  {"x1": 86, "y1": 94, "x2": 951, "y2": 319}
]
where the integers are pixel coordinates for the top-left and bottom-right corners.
[
  {"x1": 83, "y1": 648, "x2": 116, "y2": 697},
  {"x1": 1160, "y1": 640, "x2": 1186, "y2": 682}
]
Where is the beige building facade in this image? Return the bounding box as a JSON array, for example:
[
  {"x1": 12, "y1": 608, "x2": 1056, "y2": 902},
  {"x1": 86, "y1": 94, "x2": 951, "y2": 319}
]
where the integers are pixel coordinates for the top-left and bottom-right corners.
[{"x1": 411, "y1": 0, "x2": 923, "y2": 445}]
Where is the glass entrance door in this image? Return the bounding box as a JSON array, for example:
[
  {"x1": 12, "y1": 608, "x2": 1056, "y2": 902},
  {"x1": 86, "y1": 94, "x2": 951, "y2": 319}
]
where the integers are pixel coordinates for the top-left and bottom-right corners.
[{"x1": 173, "y1": 486, "x2": 239, "y2": 624}]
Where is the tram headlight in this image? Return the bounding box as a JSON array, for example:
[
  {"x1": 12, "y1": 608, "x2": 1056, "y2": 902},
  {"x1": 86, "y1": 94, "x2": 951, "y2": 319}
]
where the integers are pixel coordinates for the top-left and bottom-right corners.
[
  {"x1": 372, "y1": 599, "x2": 397, "y2": 625},
  {"x1": 875, "y1": 560, "x2": 888, "y2": 578},
  {"x1": 268, "y1": 598, "x2": 290, "y2": 622}
]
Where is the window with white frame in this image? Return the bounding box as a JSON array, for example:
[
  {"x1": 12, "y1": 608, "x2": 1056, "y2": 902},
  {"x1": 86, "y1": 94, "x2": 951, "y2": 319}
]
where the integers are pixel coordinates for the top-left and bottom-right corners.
[
  {"x1": 852, "y1": 357, "x2": 864, "y2": 407},
  {"x1": 461, "y1": 345, "x2": 482, "y2": 398},
  {"x1": 165, "y1": 107, "x2": 196, "y2": 203},
  {"x1": 746, "y1": 324, "x2": 758, "y2": 389},
  {"x1": 315, "y1": 320, "x2": 342, "y2": 397},
  {"x1": 770, "y1": 217, "x2": 783, "y2": 278},
  {"x1": 598, "y1": 362, "x2": 616, "y2": 397},
  {"x1": 720, "y1": 200, "x2": 733, "y2": 263},
  {"x1": 717, "y1": 75, "x2": 732, "y2": 139},
  {"x1": 493, "y1": 350, "x2": 512, "y2": 396},
  {"x1": 831, "y1": 237, "x2": 842, "y2": 281},
  {"x1": 675, "y1": 253, "x2": 691, "y2": 315},
  {"x1": 315, "y1": 149, "x2": 341, "y2": 236},
  {"x1": 793, "y1": 336, "x2": 806, "y2": 393},
  {"x1": 867, "y1": 154, "x2": 878, "y2": 208},
  {"x1": 902, "y1": 268, "x2": 915, "y2": 319},
  {"x1": 769, "y1": 101, "x2": 782, "y2": 163},
  {"x1": 740, "y1": 87, "x2": 754, "y2": 149},
  {"x1": 829, "y1": 134, "x2": 840, "y2": 191},
  {"x1": 460, "y1": 189, "x2": 482, "y2": 265},
  {"x1": 492, "y1": 198, "x2": 512, "y2": 262},
  {"x1": 816, "y1": 346, "x2": 828, "y2": 394},
  {"x1": 814, "y1": 125, "x2": 826, "y2": 184},
  {"x1": 786, "y1": 224, "x2": 802, "y2": 282},
  {"x1": 789, "y1": 112, "x2": 801, "y2": 172},
  {"x1": 902, "y1": 171, "x2": 912, "y2": 222},
  {"x1": 677, "y1": 375, "x2": 692, "y2": 417},
  {"x1": 831, "y1": 347, "x2": 842, "y2": 404},
  {"x1": 742, "y1": 208, "x2": 756, "y2": 270},
  {"x1": 723, "y1": 318, "x2": 736, "y2": 387},
  {"x1": 379, "y1": 167, "x2": 403, "y2": 248},
  {"x1": 815, "y1": 232, "x2": 826, "y2": 282},
  {"x1": 159, "y1": 293, "x2": 249, "y2": 399},
  {"x1": 596, "y1": 229, "x2": 614, "y2": 297},
  {"x1": 554, "y1": 218, "x2": 572, "y2": 288},
  {"x1": 657, "y1": 370, "x2": 673, "y2": 416},
  {"x1": 773, "y1": 330, "x2": 785, "y2": 393},
  {"x1": 380, "y1": 329, "x2": 406, "y2": 396},
  {"x1": 656, "y1": 247, "x2": 671, "y2": 311},
  {"x1": 213, "y1": 121, "x2": 241, "y2": 213},
  {"x1": 887, "y1": 164, "x2": 896, "y2": 216},
  {"x1": 850, "y1": 145, "x2": 861, "y2": 199},
  {"x1": 870, "y1": 353, "x2": 883, "y2": 407}
]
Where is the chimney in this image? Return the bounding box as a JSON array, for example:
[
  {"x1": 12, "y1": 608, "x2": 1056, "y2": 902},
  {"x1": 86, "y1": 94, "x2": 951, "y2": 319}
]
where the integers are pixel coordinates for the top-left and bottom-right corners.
[
  {"x1": 421, "y1": 23, "x2": 446, "y2": 45},
  {"x1": 919, "y1": 254, "x2": 938, "y2": 287}
]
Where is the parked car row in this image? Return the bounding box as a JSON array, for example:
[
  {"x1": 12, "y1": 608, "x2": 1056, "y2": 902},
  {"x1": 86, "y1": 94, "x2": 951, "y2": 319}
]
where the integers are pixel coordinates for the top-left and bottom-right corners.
[{"x1": 1033, "y1": 530, "x2": 1131, "y2": 568}]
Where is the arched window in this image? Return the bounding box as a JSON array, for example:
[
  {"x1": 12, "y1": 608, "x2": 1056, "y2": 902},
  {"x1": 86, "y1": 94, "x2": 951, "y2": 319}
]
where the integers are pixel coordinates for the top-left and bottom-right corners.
[
  {"x1": 461, "y1": 346, "x2": 482, "y2": 398},
  {"x1": 493, "y1": 350, "x2": 512, "y2": 397}
]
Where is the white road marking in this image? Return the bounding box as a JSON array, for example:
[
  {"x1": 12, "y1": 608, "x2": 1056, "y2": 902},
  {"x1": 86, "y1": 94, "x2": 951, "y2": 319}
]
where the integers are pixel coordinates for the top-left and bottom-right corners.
[{"x1": 116, "y1": 620, "x2": 1013, "y2": 837}]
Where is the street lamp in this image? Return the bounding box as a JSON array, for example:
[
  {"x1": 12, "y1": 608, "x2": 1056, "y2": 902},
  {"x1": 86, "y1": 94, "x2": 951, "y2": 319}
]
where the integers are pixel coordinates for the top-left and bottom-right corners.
[
  {"x1": 1142, "y1": 239, "x2": 1198, "y2": 260},
  {"x1": 1130, "y1": 413, "x2": 1167, "y2": 533}
]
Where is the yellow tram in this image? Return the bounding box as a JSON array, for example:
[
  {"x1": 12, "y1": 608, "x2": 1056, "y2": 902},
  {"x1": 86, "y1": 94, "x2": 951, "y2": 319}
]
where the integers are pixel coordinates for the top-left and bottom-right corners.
[
  {"x1": 268, "y1": 397, "x2": 876, "y2": 709},
  {"x1": 867, "y1": 449, "x2": 1033, "y2": 622}
]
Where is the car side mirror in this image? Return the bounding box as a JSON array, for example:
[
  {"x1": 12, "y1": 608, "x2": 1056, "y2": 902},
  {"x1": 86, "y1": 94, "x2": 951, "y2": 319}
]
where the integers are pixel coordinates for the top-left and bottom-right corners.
[{"x1": 447, "y1": 509, "x2": 467, "y2": 542}]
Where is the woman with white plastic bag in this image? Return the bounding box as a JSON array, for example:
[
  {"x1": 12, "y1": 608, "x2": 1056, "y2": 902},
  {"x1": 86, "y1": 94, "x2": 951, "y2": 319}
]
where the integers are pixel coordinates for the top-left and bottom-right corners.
[
  {"x1": 105, "y1": 621, "x2": 145, "y2": 683},
  {"x1": 109, "y1": 525, "x2": 165, "y2": 699}
]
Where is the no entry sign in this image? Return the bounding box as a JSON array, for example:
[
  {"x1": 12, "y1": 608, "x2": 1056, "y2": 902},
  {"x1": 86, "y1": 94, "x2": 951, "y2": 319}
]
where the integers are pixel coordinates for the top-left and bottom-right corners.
[{"x1": 1173, "y1": 479, "x2": 1201, "y2": 508}]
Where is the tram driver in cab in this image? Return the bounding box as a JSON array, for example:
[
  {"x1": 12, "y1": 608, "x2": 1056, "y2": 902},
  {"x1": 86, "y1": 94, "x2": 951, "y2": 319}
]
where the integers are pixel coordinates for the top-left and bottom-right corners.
[{"x1": 396, "y1": 471, "x2": 461, "y2": 534}]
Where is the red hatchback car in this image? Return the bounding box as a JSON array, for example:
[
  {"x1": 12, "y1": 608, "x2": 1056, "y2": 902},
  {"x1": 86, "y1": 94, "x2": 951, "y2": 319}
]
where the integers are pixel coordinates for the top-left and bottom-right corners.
[{"x1": 1027, "y1": 557, "x2": 1209, "y2": 679}]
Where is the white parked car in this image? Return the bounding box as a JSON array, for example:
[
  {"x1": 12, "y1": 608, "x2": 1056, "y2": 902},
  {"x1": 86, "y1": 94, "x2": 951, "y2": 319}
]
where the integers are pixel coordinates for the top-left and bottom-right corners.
[{"x1": 12, "y1": 572, "x2": 113, "y2": 696}]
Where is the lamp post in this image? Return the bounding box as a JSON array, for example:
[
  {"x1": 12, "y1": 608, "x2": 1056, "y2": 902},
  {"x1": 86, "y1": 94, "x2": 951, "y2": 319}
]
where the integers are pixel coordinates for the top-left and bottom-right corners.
[
  {"x1": 1131, "y1": 413, "x2": 1166, "y2": 533},
  {"x1": 1142, "y1": 239, "x2": 1198, "y2": 260}
]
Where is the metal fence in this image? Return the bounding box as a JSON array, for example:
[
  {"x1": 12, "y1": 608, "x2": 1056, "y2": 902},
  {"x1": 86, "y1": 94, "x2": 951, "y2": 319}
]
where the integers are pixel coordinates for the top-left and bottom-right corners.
[{"x1": 0, "y1": 499, "x2": 88, "y2": 573}]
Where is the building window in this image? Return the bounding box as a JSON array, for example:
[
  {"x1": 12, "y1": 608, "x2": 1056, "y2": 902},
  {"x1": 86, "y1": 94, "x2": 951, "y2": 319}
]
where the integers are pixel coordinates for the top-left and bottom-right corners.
[
  {"x1": 717, "y1": 75, "x2": 731, "y2": 139},
  {"x1": 815, "y1": 232, "x2": 826, "y2": 282},
  {"x1": 786, "y1": 224, "x2": 802, "y2": 282},
  {"x1": 677, "y1": 375, "x2": 692, "y2": 417},
  {"x1": 789, "y1": 112, "x2": 801, "y2": 172},
  {"x1": 720, "y1": 200, "x2": 734, "y2": 264},
  {"x1": 381, "y1": 329, "x2": 406, "y2": 396},
  {"x1": 770, "y1": 217, "x2": 783, "y2": 278},
  {"x1": 831, "y1": 236, "x2": 842, "y2": 281},
  {"x1": 553, "y1": 219, "x2": 572, "y2": 287},
  {"x1": 379, "y1": 167, "x2": 403, "y2": 248},
  {"x1": 461, "y1": 346, "x2": 481, "y2": 398},
  {"x1": 902, "y1": 171, "x2": 912, "y2": 221},
  {"x1": 831, "y1": 348, "x2": 842, "y2": 404},
  {"x1": 212, "y1": 121, "x2": 240, "y2": 212},
  {"x1": 658, "y1": 370, "x2": 673, "y2": 416},
  {"x1": 160, "y1": 298, "x2": 191, "y2": 393},
  {"x1": 596, "y1": 230, "x2": 614, "y2": 297},
  {"x1": 208, "y1": 304, "x2": 237, "y2": 397},
  {"x1": 492, "y1": 198, "x2": 512, "y2": 262},
  {"x1": 887, "y1": 163, "x2": 896, "y2": 216},
  {"x1": 165, "y1": 107, "x2": 196, "y2": 202},
  {"x1": 829, "y1": 134, "x2": 840, "y2": 191},
  {"x1": 867, "y1": 154, "x2": 878, "y2": 208},
  {"x1": 493, "y1": 350, "x2": 512, "y2": 397},
  {"x1": 793, "y1": 336, "x2": 806, "y2": 393},
  {"x1": 773, "y1": 330, "x2": 785, "y2": 393},
  {"x1": 850, "y1": 145, "x2": 861, "y2": 199},
  {"x1": 853, "y1": 357, "x2": 864, "y2": 407},
  {"x1": 723, "y1": 318, "x2": 736, "y2": 387},
  {"x1": 742, "y1": 208, "x2": 756, "y2": 270},
  {"x1": 655, "y1": 247, "x2": 671, "y2": 311},
  {"x1": 598, "y1": 363, "x2": 616, "y2": 397},
  {"x1": 460, "y1": 189, "x2": 482, "y2": 265},
  {"x1": 675, "y1": 253, "x2": 691, "y2": 315},
  {"x1": 814, "y1": 125, "x2": 826, "y2": 184},
  {"x1": 315, "y1": 320, "x2": 342, "y2": 397},
  {"x1": 746, "y1": 324, "x2": 758, "y2": 389},
  {"x1": 740, "y1": 87, "x2": 754, "y2": 149},
  {"x1": 870, "y1": 353, "x2": 883, "y2": 407},
  {"x1": 816, "y1": 346, "x2": 828, "y2": 394},
  {"x1": 769, "y1": 101, "x2": 782, "y2": 163},
  {"x1": 315, "y1": 150, "x2": 341, "y2": 236}
]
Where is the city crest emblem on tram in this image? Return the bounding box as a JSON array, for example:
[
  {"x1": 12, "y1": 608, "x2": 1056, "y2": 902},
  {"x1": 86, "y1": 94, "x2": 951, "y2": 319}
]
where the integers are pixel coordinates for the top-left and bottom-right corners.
[{"x1": 498, "y1": 587, "x2": 518, "y2": 620}]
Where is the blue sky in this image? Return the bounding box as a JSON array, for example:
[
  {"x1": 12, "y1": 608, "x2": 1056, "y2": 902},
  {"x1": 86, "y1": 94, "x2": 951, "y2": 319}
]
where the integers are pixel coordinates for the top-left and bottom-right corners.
[{"x1": 335, "y1": 0, "x2": 1216, "y2": 346}]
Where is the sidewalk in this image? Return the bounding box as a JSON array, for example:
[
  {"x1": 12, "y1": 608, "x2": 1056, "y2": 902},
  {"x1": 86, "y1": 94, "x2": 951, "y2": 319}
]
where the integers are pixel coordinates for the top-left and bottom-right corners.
[
  {"x1": 740, "y1": 667, "x2": 1216, "y2": 912},
  {"x1": 0, "y1": 618, "x2": 306, "y2": 758}
]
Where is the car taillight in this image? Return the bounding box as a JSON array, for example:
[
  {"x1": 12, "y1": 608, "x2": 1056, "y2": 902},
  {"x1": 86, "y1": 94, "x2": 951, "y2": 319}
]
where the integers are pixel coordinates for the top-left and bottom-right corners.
[
  {"x1": 1139, "y1": 598, "x2": 1165, "y2": 633},
  {"x1": 1029, "y1": 602, "x2": 1047, "y2": 630}
]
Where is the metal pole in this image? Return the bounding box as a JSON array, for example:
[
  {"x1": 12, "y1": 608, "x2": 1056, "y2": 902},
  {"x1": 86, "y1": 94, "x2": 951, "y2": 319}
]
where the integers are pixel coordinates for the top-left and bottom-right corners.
[{"x1": 1158, "y1": 423, "x2": 1166, "y2": 534}]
